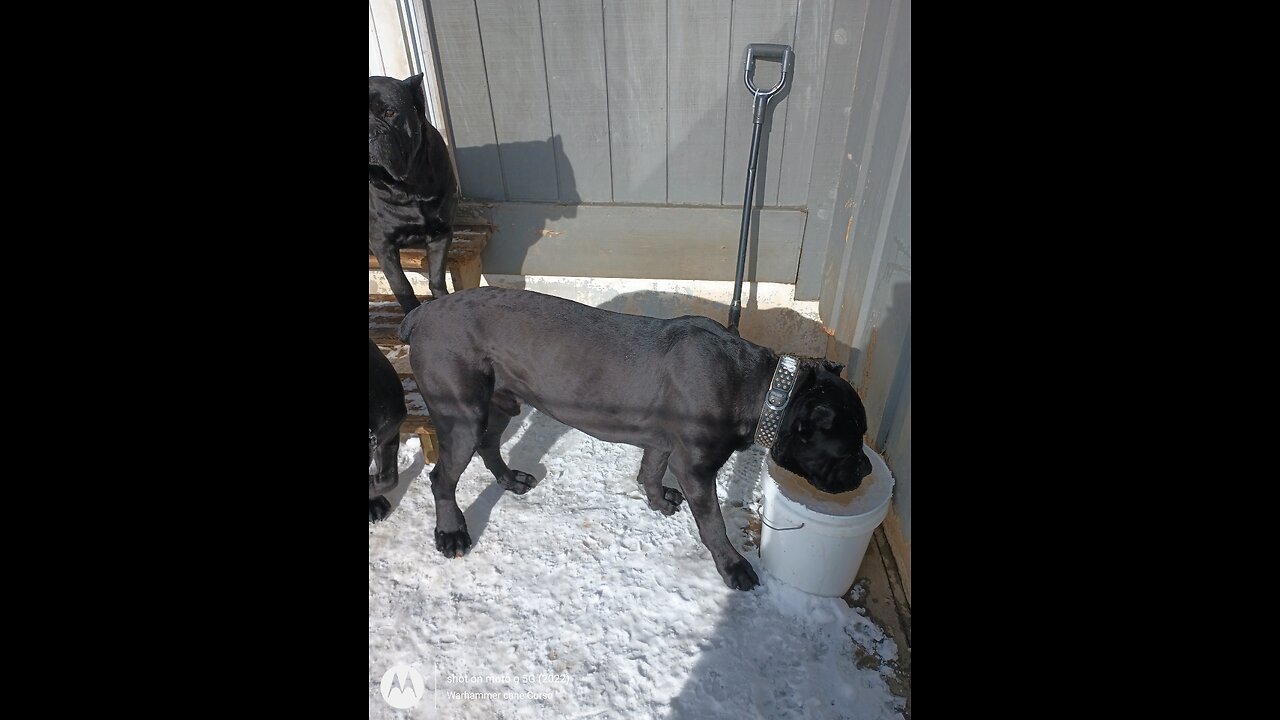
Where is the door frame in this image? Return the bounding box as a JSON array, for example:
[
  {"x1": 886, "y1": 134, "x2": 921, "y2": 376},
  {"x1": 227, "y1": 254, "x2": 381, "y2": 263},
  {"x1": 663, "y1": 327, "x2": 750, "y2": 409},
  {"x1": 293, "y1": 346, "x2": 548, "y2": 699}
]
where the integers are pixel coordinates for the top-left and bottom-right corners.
[{"x1": 371, "y1": 0, "x2": 458, "y2": 181}]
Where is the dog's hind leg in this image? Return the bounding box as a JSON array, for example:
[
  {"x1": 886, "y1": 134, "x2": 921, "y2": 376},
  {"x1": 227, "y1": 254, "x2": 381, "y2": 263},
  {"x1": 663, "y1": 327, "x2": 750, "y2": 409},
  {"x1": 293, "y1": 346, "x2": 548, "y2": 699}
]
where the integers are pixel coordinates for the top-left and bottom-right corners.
[
  {"x1": 637, "y1": 449, "x2": 682, "y2": 515},
  {"x1": 414, "y1": 356, "x2": 492, "y2": 557},
  {"x1": 428, "y1": 415, "x2": 481, "y2": 557},
  {"x1": 478, "y1": 389, "x2": 540, "y2": 495}
]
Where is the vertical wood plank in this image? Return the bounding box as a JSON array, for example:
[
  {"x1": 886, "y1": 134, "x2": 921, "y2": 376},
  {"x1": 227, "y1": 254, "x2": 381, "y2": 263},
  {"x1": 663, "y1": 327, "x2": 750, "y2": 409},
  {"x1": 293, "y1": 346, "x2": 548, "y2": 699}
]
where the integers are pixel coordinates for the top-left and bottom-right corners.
[
  {"x1": 721, "y1": 0, "x2": 800, "y2": 207},
  {"x1": 541, "y1": 0, "x2": 613, "y2": 203},
  {"x1": 369, "y1": 3, "x2": 386, "y2": 76},
  {"x1": 777, "y1": 0, "x2": 833, "y2": 206},
  {"x1": 817, "y1": 0, "x2": 883, "y2": 318},
  {"x1": 604, "y1": 0, "x2": 667, "y2": 203},
  {"x1": 821, "y1": 0, "x2": 901, "y2": 338},
  {"x1": 667, "y1": 0, "x2": 732, "y2": 205},
  {"x1": 429, "y1": 0, "x2": 506, "y2": 200},
  {"x1": 796, "y1": 0, "x2": 868, "y2": 299},
  {"x1": 475, "y1": 0, "x2": 558, "y2": 201},
  {"x1": 841, "y1": 0, "x2": 910, "y2": 351},
  {"x1": 860, "y1": 133, "x2": 910, "y2": 447},
  {"x1": 370, "y1": 0, "x2": 412, "y2": 79}
]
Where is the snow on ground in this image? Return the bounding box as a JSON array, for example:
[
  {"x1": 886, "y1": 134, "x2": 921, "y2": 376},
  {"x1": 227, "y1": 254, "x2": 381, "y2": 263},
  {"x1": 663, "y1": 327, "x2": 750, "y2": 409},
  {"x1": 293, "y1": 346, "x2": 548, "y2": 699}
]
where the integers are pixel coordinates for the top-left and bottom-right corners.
[{"x1": 370, "y1": 406, "x2": 905, "y2": 719}]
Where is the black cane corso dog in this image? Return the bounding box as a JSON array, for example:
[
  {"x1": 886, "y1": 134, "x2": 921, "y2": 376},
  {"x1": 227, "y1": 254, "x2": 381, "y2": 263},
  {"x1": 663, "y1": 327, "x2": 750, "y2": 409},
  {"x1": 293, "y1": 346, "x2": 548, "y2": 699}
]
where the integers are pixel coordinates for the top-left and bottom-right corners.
[
  {"x1": 398, "y1": 287, "x2": 874, "y2": 590},
  {"x1": 370, "y1": 338, "x2": 408, "y2": 522},
  {"x1": 369, "y1": 74, "x2": 458, "y2": 313}
]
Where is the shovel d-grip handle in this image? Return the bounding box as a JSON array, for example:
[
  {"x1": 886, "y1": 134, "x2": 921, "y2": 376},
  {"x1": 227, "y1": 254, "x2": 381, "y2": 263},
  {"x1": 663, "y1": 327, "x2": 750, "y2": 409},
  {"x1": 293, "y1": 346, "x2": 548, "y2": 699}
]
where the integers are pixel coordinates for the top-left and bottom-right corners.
[{"x1": 743, "y1": 43, "x2": 794, "y2": 99}]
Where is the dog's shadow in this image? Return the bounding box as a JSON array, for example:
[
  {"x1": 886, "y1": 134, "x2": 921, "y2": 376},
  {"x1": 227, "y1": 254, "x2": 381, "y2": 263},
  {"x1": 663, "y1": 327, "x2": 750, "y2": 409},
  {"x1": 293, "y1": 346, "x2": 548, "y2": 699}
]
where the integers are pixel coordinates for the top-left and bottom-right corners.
[
  {"x1": 459, "y1": 404, "x2": 552, "y2": 544},
  {"x1": 380, "y1": 444, "x2": 426, "y2": 515},
  {"x1": 413, "y1": 404, "x2": 555, "y2": 547},
  {"x1": 474, "y1": 381, "x2": 766, "y2": 558},
  {"x1": 378, "y1": 404, "x2": 550, "y2": 543}
]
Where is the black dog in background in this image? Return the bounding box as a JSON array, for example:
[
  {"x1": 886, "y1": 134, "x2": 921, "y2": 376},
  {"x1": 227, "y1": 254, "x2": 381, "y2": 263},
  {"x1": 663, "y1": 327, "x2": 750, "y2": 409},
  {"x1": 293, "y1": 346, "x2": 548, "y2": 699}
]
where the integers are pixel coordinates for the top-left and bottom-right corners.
[
  {"x1": 370, "y1": 338, "x2": 407, "y2": 522},
  {"x1": 369, "y1": 74, "x2": 458, "y2": 313}
]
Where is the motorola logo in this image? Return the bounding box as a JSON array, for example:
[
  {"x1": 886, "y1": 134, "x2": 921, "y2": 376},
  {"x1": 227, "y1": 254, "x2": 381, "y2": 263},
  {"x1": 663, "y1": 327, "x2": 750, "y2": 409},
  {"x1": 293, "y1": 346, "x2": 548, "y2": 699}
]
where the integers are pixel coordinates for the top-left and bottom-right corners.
[{"x1": 380, "y1": 664, "x2": 426, "y2": 709}]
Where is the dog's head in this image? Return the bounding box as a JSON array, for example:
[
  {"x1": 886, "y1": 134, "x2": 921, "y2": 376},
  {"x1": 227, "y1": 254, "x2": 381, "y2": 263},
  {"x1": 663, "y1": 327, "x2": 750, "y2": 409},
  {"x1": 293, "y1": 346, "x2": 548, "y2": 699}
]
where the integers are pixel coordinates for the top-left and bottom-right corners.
[
  {"x1": 771, "y1": 360, "x2": 874, "y2": 494},
  {"x1": 369, "y1": 74, "x2": 428, "y2": 181}
]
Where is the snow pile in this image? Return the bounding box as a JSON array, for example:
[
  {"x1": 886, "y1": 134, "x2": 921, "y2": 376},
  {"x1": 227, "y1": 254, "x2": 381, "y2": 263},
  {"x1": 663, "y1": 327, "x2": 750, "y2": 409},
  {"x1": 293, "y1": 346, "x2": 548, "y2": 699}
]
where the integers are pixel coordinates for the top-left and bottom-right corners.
[{"x1": 370, "y1": 407, "x2": 905, "y2": 719}]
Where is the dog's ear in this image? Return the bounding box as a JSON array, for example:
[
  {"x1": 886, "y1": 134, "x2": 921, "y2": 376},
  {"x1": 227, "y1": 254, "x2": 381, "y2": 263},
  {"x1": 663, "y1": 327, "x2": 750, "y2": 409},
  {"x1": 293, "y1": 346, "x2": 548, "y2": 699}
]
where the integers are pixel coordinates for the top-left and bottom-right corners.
[
  {"x1": 810, "y1": 404, "x2": 836, "y2": 432},
  {"x1": 403, "y1": 73, "x2": 427, "y2": 115},
  {"x1": 820, "y1": 359, "x2": 846, "y2": 377},
  {"x1": 795, "y1": 404, "x2": 836, "y2": 438}
]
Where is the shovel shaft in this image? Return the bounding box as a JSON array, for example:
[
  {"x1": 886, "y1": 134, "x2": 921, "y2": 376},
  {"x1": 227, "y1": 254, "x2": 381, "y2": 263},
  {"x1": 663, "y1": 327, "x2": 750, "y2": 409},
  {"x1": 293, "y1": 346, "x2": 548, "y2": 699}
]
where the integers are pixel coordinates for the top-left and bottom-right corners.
[
  {"x1": 729, "y1": 43, "x2": 794, "y2": 332},
  {"x1": 729, "y1": 108, "x2": 767, "y2": 332}
]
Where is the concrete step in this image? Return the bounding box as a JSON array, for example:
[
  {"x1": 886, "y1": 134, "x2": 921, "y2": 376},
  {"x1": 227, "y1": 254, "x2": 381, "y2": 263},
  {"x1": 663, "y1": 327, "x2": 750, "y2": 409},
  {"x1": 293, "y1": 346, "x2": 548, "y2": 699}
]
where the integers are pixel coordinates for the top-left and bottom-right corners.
[
  {"x1": 367, "y1": 227, "x2": 489, "y2": 271},
  {"x1": 369, "y1": 294, "x2": 415, "y2": 347}
]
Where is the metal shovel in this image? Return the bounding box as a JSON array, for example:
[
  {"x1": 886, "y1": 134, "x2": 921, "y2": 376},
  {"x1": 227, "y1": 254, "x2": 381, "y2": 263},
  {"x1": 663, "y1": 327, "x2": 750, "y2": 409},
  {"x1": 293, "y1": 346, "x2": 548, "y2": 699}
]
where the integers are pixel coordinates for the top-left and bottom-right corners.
[{"x1": 728, "y1": 43, "x2": 794, "y2": 333}]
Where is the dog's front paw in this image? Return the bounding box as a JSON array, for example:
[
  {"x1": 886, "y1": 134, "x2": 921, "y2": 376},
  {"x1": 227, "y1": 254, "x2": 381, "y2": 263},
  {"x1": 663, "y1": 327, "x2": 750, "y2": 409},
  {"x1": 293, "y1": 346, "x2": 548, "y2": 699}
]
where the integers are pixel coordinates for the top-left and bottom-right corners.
[
  {"x1": 369, "y1": 497, "x2": 392, "y2": 523},
  {"x1": 434, "y1": 528, "x2": 472, "y2": 558},
  {"x1": 497, "y1": 469, "x2": 540, "y2": 495},
  {"x1": 720, "y1": 558, "x2": 760, "y2": 591},
  {"x1": 648, "y1": 487, "x2": 684, "y2": 516}
]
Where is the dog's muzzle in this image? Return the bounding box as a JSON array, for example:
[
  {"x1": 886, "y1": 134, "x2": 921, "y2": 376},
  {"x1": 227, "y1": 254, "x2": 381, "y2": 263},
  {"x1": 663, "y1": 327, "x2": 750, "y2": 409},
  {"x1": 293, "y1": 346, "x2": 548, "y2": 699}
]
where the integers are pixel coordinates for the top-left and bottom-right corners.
[
  {"x1": 368, "y1": 136, "x2": 409, "y2": 180},
  {"x1": 369, "y1": 119, "x2": 395, "y2": 166}
]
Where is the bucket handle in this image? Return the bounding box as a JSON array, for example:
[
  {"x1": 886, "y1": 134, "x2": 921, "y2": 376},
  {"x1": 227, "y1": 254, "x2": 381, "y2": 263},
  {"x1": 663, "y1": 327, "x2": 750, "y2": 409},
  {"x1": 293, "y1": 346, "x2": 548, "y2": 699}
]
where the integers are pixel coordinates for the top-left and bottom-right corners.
[{"x1": 759, "y1": 507, "x2": 805, "y2": 532}]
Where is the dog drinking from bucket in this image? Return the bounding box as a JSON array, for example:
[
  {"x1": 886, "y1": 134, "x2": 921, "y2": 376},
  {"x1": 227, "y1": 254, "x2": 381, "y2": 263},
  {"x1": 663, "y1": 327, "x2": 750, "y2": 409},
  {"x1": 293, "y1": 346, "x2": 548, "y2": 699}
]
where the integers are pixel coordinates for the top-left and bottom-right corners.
[
  {"x1": 760, "y1": 448, "x2": 894, "y2": 596},
  {"x1": 398, "y1": 287, "x2": 873, "y2": 591}
]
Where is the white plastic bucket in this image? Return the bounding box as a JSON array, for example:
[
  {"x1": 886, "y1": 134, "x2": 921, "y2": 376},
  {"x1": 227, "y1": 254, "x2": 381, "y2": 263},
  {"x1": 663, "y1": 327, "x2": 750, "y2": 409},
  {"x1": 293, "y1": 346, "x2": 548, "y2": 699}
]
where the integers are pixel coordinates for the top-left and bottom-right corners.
[{"x1": 760, "y1": 443, "x2": 895, "y2": 597}]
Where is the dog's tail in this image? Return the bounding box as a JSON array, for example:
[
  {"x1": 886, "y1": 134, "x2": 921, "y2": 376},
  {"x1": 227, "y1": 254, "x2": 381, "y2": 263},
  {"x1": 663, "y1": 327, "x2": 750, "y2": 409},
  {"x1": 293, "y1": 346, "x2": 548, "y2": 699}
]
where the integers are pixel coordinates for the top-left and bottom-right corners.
[{"x1": 398, "y1": 303, "x2": 428, "y2": 344}]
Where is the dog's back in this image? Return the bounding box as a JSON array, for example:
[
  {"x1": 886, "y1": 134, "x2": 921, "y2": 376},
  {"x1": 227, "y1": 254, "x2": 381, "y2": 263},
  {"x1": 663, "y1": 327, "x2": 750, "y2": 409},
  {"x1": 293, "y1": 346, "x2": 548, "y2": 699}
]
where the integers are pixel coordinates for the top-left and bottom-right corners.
[{"x1": 401, "y1": 287, "x2": 771, "y2": 447}]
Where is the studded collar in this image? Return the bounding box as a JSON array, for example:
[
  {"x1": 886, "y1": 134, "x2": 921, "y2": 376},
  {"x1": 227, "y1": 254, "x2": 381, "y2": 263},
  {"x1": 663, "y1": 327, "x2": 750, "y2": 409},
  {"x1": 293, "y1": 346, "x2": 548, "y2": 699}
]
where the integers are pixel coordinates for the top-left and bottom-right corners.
[{"x1": 754, "y1": 355, "x2": 799, "y2": 449}]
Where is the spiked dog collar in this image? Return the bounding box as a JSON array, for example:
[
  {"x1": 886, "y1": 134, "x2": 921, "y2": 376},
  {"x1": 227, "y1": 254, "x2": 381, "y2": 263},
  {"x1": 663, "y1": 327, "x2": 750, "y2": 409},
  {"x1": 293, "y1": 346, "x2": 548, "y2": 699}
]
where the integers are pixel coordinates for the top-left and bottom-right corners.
[{"x1": 755, "y1": 355, "x2": 799, "y2": 449}]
